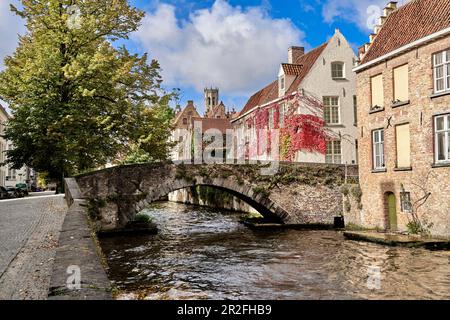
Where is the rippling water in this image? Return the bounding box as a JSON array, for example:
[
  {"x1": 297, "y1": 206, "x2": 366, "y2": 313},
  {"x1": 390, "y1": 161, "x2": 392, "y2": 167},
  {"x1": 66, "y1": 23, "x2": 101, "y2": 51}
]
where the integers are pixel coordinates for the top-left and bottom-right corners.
[{"x1": 100, "y1": 202, "x2": 450, "y2": 300}]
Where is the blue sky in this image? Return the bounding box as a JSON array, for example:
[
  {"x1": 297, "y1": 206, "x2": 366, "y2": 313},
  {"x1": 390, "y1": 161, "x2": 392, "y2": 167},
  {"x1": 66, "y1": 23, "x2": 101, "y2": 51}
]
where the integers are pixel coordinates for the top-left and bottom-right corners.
[{"x1": 0, "y1": 0, "x2": 410, "y2": 114}]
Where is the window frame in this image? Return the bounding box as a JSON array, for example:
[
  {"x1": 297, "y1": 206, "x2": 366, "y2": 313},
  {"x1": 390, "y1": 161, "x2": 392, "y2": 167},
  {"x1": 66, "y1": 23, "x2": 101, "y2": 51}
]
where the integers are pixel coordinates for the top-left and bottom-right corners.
[
  {"x1": 395, "y1": 123, "x2": 411, "y2": 169},
  {"x1": 372, "y1": 128, "x2": 385, "y2": 170},
  {"x1": 331, "y1": 62, "x2": 345, "y2": 80},
  {"x1": 434, "y1": 113, "x2": 450, "y2": 163},
  {"x1": 279, "y1": 75, "x2": 285, "y2": 91},
  {"x1": 326, "y1": 140, "x2": 342, "y2": 164},
  {"x1": 433, "y1": 50, "x2": 450, "y2": 94},
  {"x1": 323, "y1": 96, "x2": 340, "y2": 125},
  {"x1": 393, "y1": 63, "x2": 409, "y2": 103}
]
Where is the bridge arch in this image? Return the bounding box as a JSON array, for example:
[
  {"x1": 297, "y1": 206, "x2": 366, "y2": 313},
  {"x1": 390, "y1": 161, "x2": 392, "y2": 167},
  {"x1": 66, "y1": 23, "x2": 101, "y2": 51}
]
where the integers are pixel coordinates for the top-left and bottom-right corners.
[
  {"x1": 70, "y1": 162, "x2": 354, "y2": 231},
  {"x1": 131, "y1": 176, "x2": 288, "y2": 225}
]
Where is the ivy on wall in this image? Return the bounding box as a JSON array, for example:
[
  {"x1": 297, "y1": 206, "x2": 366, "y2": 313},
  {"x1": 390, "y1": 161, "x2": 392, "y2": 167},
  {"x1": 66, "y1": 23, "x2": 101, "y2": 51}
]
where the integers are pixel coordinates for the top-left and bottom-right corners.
[{"x1": 243, "y1": 91, "x2": 328, "y2": 161}]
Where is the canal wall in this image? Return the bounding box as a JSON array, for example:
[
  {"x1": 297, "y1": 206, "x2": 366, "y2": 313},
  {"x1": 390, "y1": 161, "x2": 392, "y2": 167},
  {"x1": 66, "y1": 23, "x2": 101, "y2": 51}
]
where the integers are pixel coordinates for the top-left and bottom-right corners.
[
  {"x1": 48, "y1": 178, "x2": 112, "y2": 300},
  {"x1": 168, "y1": 187, "x2": 259, "y2": 214}
]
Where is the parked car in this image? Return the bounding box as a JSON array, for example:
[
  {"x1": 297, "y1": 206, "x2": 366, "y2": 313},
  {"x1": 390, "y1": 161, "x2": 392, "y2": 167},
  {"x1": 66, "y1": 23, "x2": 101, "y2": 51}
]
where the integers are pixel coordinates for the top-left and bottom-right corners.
[
  {"x1": 5, "y1": 186, "x2": 25, "y2": 198},
  {"x1": 15, "y1": 183, "x2": 29, "y2": 196},
  {"x1": 0, "y1": 186, "x2": 10, "y2": 199}
]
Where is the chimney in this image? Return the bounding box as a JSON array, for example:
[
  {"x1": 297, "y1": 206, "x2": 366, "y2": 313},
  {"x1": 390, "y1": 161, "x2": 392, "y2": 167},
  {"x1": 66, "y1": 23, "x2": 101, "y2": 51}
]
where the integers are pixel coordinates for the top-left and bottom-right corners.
[
  {"x1": 383, "y1": 1, "x2": 397, "y2": 17},
  {"x1": 288, "y1": 46, "x2": 305, "y2": 64},
  {"x1": 187, "y1": 100, "x2": 194, "y2": 106}
]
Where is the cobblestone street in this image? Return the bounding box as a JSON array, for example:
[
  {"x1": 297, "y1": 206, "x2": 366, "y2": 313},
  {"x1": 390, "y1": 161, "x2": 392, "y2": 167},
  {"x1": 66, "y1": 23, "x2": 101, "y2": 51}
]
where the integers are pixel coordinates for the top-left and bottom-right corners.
[{"x1": 0, "y1": 194, "x2": 67, "y2": 300}]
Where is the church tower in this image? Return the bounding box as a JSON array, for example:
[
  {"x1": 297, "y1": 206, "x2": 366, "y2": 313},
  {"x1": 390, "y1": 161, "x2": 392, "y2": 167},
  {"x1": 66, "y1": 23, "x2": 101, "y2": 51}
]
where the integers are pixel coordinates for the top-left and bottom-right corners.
[{"x1": 204, "y1": 88, "x2": 219, "y2": 113}]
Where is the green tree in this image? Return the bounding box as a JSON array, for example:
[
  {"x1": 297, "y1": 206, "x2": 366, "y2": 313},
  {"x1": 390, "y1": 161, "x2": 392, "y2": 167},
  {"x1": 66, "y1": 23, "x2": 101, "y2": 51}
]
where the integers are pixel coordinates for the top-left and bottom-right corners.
[{"x1": 0, "y1": 0, "x2": 174, "y2": 186}]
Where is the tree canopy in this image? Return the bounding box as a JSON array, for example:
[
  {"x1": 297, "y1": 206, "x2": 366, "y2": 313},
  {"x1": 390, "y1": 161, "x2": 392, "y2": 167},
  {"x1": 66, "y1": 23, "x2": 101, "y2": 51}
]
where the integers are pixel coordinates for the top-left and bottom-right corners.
[{"x1": 0, "y1": 0, "x2": 175, "y2": 181}]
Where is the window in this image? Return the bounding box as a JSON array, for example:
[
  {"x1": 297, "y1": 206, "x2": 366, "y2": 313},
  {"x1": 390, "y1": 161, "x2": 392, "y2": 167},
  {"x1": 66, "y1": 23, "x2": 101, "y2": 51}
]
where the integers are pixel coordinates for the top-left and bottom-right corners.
[
  {"x1": 371, "y1": 74, "x2": 384, "y2": 110},
  {"x1": 433, "y1": 50, "x2": 450, "y2": 93},
  {"x1": 331, "y1": 62, "x2": 344, "y2": 79},
  {"x1": 182, "y1": 118, "x2": 188, "y2": 125},
  {"x1": 396, "y1": 124, "x2": 411, "y2": 168},
  {"x1": 279, "y1": 76, "x2": 285, "y2": 91},
  {"x1": 434, "y1": 114, "x2": 450, "y2": 163},
  {"x1": 323, "y1": 97, "x2": 340, "y2": 124},
  {"x1": 326, "y1": 140, "x2": 342, "y2": 164},
  {"x1": 400, "y1": 192, "x2": 412, "y2": 213},
  {"x1": 393, "y1": 64, "x2": 409, "y2": 103},
  {"x1": 353, "y1": 95, "x2": 358, "y2": 126},
  {"x1": 373, "y1": 129, "x2": 385, "y2": 170}
]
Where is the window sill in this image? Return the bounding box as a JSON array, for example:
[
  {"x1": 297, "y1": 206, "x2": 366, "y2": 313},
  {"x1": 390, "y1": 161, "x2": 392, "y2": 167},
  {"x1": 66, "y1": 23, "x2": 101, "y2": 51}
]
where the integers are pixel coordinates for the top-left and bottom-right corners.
[
  {"x1": 432, "y1": 162, "x2": 450, "y2": 168},
  {"x1": 332, "y1": 77, "x2": 347, "y2": 81},
  {"x1": 430, "y1": 91, "x2": 450, "y2": 99},
  {"x1": 391, "y1": 100, "x2": 410, "y2": 108},
  {"x1": 326, "y1": 124, "x2": 345, "y2": 128},
  {"x1": 394, "y1": 167, "x2": 412, "y2": 172},
  {"x1": 369, "y1": 107, "x2": 385, "y2": 114},
  {"x1": 372, "y1": 168, "x2": 387, "y2": 173}
]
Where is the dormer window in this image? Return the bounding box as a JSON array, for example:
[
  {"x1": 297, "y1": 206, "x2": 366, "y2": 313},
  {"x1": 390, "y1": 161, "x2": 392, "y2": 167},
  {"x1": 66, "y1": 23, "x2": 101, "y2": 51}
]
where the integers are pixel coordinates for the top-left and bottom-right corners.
[
  {"x1": 279, "y1": 75, "x2": 285, "y2": 91},
  {"x1": 331, "y1": 62, "x2": 345, "y2": 79}
]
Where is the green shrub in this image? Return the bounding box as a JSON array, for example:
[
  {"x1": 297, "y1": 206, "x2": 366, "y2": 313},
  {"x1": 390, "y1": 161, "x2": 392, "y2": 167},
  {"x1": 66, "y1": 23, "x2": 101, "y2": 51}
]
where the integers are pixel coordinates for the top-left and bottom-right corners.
[
  {"x1": 351, "y1": 185, "x2": 363, "y2": 202},
  {"x1": 134, "y1": 213, "x2": 152, "y2": 224},
  {"x1": 252, "y1": 186, "x2": 270, "y2": 199},
  {"x1": 340, "y1": 185, "x2": 350, "y2": 196}
]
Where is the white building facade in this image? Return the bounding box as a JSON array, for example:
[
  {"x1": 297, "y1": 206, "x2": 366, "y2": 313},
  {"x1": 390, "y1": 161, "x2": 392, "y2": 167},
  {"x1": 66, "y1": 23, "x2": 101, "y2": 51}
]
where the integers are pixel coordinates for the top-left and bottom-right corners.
[{"x1": 232, "y1": 30, "x2": 358, "y2": 165}]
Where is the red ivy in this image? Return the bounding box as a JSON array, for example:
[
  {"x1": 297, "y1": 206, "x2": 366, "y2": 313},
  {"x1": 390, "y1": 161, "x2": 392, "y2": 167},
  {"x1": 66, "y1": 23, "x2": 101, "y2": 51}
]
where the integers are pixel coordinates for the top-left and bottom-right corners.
[{"x1": 243, "y1": 92, "x2": 328, "y2": 161}]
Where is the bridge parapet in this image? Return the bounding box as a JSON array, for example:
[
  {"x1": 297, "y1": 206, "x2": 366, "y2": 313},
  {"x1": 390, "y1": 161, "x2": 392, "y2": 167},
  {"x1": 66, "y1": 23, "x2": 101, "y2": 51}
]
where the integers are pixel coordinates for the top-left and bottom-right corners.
[{"x1": 71, "y1": 162, "x2": 358, "y2": 231}]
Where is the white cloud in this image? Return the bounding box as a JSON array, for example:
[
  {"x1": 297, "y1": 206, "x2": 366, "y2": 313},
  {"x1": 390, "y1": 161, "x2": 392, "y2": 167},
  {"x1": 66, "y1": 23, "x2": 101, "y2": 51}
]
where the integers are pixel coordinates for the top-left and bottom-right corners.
[
  {"x1": 321, "y1": 0, "x2": 410, "y2": 30},
  {"x1": 132, "y1": 0, "x2": 305, "y2": 96}
]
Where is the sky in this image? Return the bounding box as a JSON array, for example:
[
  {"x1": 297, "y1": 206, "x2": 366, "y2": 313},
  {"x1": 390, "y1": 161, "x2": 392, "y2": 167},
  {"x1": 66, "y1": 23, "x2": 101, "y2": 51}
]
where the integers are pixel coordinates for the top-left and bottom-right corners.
[{"x1": 0, "y1": 0, "x2": 412, "y2": 114}]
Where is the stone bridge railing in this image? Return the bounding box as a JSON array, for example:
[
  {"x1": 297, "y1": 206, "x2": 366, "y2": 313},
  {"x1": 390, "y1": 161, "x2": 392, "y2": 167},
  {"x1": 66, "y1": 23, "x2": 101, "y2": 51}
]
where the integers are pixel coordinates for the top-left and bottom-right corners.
[{"x1": 67, "y1": 162, "x2": 358, "y2": 231}]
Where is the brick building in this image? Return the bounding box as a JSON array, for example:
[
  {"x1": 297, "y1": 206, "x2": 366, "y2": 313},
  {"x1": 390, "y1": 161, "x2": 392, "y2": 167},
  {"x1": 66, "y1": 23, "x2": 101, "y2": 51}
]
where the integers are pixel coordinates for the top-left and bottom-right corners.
[
  {"x1": 171, "y1": 88, "x2": 237, "y2": 162},
  {"x1": 353, "y1": 0, "x2": 450, "y2": 236}
]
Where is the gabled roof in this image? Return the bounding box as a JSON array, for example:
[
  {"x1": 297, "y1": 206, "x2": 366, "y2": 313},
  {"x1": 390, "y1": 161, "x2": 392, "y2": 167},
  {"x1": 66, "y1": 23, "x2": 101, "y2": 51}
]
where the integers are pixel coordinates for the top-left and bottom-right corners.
[
  {"x1": 237, "y1": 42, "x2": 328, "y2": 119},
  {"x1": 174, "y1": 101, "x2": 201, "y2": 125},
  {"x1": 361, "y1": 0, "x2": 450, "y2": 65}
]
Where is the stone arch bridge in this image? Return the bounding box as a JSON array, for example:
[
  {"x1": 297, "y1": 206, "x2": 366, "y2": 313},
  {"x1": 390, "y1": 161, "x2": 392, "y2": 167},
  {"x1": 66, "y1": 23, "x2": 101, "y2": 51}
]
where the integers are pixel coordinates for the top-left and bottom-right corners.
[{"x1": 65, "y1": 162, "x2": 358, "y2": 231}]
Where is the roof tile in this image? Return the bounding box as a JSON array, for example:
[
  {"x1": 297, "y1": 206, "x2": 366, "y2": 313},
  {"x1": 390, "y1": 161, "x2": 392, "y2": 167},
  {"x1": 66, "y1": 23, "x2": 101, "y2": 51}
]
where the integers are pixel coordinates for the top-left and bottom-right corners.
[{"x1": 361, "y1": 0, "x2": 450, "y2": 64}]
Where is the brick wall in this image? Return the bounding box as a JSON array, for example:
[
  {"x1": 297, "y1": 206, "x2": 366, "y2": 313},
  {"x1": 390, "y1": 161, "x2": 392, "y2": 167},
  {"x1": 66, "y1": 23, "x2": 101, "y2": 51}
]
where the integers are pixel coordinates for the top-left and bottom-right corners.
[{"x1": 356, "y1": 36, "x2": 450, "y2": 236}]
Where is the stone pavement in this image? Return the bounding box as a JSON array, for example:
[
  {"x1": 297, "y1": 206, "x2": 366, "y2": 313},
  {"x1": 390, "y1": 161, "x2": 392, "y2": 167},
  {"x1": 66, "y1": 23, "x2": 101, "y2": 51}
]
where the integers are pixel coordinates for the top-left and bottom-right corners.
[{"x1": 0, "y1": 194, "x2": 67, "y2": 299}]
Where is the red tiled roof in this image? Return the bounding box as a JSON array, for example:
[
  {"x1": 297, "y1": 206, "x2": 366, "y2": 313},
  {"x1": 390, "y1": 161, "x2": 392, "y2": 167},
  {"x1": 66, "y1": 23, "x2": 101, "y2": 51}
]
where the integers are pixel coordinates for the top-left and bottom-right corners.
[
  {"x1": 282, "y1": 63, "x2": 304, "y2": 75},
  {"x1": 361, "y1": 0, "x2": 450, "y2": 64},
  {"x1": 239, "y1": 80, "x2": 279, "y2": 117},
  {"x1": 238, "y1": 42, "x2": 328, "y2": 118},
  {"x1": 191, "y1": 117, "x2": 232, "y2": 134}
]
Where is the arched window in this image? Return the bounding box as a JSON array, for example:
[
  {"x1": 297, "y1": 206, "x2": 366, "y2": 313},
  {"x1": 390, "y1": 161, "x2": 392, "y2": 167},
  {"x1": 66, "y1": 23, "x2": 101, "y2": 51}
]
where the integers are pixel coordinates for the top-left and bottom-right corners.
[{"x1": 331, "y1": 62, "x2": 345, "y2": 79}]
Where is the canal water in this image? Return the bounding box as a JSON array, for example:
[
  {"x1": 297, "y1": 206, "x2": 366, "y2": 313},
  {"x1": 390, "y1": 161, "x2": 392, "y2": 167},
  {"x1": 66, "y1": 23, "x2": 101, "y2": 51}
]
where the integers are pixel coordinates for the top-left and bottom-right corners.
[{"x1": 99, "y1": 202, "x2": 450, "y2": 300}]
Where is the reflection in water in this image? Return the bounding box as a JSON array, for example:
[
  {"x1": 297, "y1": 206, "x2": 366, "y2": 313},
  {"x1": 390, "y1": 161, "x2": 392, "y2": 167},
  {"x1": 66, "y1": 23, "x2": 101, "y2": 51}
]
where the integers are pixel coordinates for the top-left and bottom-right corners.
[{"x1": 100, "y1": 202, "x2": 450, "y2": 300}]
